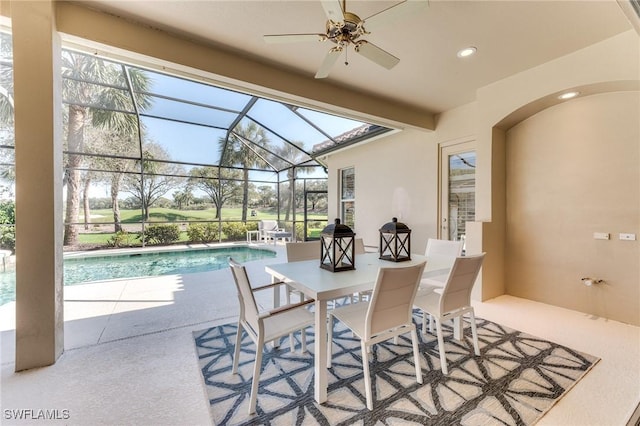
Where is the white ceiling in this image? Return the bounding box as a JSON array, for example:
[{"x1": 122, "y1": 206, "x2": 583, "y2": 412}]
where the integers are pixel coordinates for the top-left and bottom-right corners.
[{"x1": 76, "y1": 0, "x2": 633, "y2": 115}]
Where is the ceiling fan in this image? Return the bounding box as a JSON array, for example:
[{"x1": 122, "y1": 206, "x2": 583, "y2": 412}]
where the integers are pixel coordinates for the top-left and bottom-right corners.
[{"x1": 263, "y1": 0, "x2": 428, "y2": 79}]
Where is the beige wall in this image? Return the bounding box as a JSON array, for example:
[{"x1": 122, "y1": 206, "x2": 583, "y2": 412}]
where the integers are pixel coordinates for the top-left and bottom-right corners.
[
  {"x1": 327, "y1": 31, "x2": 639, "y2": 324},
  {"x1": 506, "y1": 91, "x2": 639, "y2": 325},
  {"x1": 325, "y1": 128, "x2": 438, "y2": 254}
]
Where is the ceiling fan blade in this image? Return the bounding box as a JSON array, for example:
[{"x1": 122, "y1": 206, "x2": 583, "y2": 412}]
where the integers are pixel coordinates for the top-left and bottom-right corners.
[
  {"x1": 363, "y1": 0, "x2": 429, "y2": 32},
  {"x1": 315, "y1": 48, "x2": 342, "y2": 79},
  {"x1": 355, "y1": 41, "x2": 400, "y2": 70},
  {"x1": 263, "y1": 34, "x2": 326, "y2": 44},
  {"x1": 321, "y1": 0, "x2": 344, "y2": 22}
]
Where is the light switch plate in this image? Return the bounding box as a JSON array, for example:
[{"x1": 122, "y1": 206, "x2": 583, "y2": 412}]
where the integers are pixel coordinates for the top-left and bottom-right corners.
[
  {"x1": 619, "y1": 233, "x2": 636, "y2": 241},
  {"x1": 593, "y1": 232, "x2": 610, "y2": 240}
]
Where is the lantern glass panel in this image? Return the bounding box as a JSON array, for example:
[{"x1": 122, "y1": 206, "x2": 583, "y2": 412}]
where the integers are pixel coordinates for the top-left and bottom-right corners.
[
  {"x1": 378, "y1": 218, "x2": 412, "y2": 262},
  {"x1": 320, "y1": 218, "x2": 356, "y2": 272}
]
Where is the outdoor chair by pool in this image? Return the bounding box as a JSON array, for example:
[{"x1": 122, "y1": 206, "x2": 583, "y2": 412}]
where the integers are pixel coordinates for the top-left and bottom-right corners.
[
  {"x1": 413, "y1": 253, "x2": 485, "y2": 374},
  {"x1": 327, "y1": 261, "x2": 426, "y2": 410},
  {"x1": 258, "y1": 220, "x2": 281, "y2": 242},
  {"x1": 229, "y1": 258, "x2": 315, "y2": 415}
]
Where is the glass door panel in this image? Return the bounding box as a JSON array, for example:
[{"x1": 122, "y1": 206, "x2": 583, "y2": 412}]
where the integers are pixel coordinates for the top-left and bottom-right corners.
[{"x1": 440, "y1": 143, "x2": 476, "y2": 243}]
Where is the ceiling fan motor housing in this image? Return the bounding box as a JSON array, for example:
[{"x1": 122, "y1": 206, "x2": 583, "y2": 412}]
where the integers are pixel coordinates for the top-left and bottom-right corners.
[{"x1": 325, "y1": 11, "x2": 365, "y2": 44}]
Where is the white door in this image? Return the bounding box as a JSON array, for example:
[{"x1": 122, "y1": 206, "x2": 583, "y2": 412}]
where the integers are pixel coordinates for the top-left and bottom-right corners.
[{"x1": 440, "y1": 141, "x2": 476, "y2": 242}]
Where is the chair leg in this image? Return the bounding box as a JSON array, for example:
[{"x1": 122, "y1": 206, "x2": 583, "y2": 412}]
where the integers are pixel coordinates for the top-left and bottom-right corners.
[
  {"x1": 232, "y1": 323, "x2": 243, "y2": 374},
  {"x1": 428, "y1": 314, "x2": 434, "y2": 333},
  {"x1": 469, "y1": 310, "x2": 480, "y2": 356},
  {"x1": 410, "y1": 328, "x2": 423, "y2": 384},
  {"x1": 285, "y1": 285, "x2": 291, "y2": 305},
  {"x1": 248, "y1": 337, "x2": 264, "y2": 415},
  {"x1": 435, "y1": 319, "x2": 448, "y2": 375},
  {"x1": 421, "y1": 311, "x2": 427, "y2": 334},
  {"x1": 301, "y1": 328, "x2": 307, "y2": 353},
  {"x1": 327, "y1": 315, "x2": 334, "y2": 368},
  {"x1": 361, "y1": 340, "x2": 373, "y2": 410}
]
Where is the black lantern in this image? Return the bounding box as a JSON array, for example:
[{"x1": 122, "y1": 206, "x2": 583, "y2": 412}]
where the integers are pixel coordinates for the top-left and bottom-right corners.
[
  {"x1": 379, "y1": 217, "x2": 412, "y2": 262},
  {"x1": 320, "y1": 218, "x2": 356, "y2": 272}
]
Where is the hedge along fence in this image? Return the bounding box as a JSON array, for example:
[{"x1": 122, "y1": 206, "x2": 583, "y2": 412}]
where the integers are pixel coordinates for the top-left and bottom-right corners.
[{"x1": 106, "y1": 222, "x2": 261, "y2": 248}]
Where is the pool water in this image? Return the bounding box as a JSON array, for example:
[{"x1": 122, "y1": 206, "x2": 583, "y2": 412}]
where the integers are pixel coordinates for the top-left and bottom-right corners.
[{"x1": 0, "y1": 246, "x2": 276, "y2": 306}]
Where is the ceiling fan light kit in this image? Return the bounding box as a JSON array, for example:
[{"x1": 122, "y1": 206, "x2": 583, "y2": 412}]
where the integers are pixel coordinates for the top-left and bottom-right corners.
[{"x1": 263, "y1": 0, "x2": 428, "y2": 79}]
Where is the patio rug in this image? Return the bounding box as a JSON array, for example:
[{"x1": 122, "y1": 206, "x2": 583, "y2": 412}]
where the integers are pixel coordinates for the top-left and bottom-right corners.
[{"x1": 193, "y1": 312, "x2": 599, "y2": 425}]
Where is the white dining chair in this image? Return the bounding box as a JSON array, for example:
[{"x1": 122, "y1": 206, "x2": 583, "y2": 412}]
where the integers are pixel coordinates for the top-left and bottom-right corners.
[
  {"x1": 229, "y1": 258, "x2": 315, "y2": 414},
  {"x1": 413, "y1": 253, "x2": 485, "y2": 374},
  {"x1": 421, "y1": 238, "x2": 464, "y2": 289},
  {"x1": 327, "y1": 261, "x2": 426, "y2": 410}
]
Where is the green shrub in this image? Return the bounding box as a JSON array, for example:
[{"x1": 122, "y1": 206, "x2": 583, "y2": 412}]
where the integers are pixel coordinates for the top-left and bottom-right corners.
[
  {"x1": 0, "y1": 201, "x2": 16, "y2": 225},
  {"x1": 138, "y1": 224, "x2": 180, "y2": 245},
  {"x1": 107, "y1": 230, "x2": 134, "y2": 248},
  {"x1": 0, "y1": 225, "x2": 15, "y2": 252},
  {"x1": 187, "y1": 223, "x2": 220, "y2": 243},
  {"x1": 0, "y1": 201, "x2": 16, "y2": 252},
  {"x1": 222, "y1": 221, "x2": 247, "y2": 241}
]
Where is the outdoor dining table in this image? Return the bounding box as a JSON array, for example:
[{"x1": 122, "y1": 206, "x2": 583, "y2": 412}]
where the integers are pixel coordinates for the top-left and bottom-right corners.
[{"x1": 265, "y1": 252, "x2": 456, "y2": 404}]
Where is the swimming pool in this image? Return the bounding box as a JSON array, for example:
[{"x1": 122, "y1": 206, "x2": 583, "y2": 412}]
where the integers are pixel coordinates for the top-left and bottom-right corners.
[{"x1": 0, "y1": 246, "x2": 276, "y2": 306}]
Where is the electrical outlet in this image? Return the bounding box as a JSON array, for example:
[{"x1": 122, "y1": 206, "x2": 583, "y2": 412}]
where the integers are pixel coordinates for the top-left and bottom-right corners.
[
  {"x1": 619, "y1": 233, "x2": 636, "y2": 241},
  {"x1": 593, "y1": 232, "x2": 609, "y2": 240}
]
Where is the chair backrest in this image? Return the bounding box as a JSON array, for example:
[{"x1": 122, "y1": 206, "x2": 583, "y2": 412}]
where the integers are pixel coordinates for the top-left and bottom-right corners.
[
  {"x1": 365, "y1": 261, "x2": 426, "y2": 340},
  {"x1": 425, "y1": 238, "x2": 464, "y2": 257},
  {"x1": 439, "y1": 253, "x2": 485, "y2": 314},
  {"x1": 258, "y1": 220, "x2": 279, "y2": 232},
  {"x1": 286, "y1": 240, "x2": 320, "y2": 262},
  {"x1": 229, "y1": 258, "x2": 260, "y2": 331},
  {"x1": 286, "y1": 238, "x2": 364, "y2": 262}
]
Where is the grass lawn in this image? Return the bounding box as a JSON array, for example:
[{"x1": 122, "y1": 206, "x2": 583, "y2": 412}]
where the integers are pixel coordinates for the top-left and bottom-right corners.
[
  {"x1": 78, "y1": 206, "x2": 327, "y2": 246},
  {"x1": 86, "y1": 207, "x2": 326, "y2": 222}
]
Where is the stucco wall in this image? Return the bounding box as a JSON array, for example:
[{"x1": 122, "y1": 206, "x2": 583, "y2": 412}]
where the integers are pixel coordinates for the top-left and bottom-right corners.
[
  {"x1": 505, "y1": 91, "x2": 640, "y2": 325},
  {"x1": 327, "y1": 31, "x2": 639, "y2": 323},
  {"x1": 325, "y1": 129, "x2": 438, "y2": 254}
]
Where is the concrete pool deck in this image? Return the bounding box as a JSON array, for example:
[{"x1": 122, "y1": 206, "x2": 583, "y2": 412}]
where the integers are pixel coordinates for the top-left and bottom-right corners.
[
  {"x1": 1, "y1": 242, "x2": 639, "y2": 425},
  {"x1": 1, "y1": 242, "x2": 283, "y2": 357}
]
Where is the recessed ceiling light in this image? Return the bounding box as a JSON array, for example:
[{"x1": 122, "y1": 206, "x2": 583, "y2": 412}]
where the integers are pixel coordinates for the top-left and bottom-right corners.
[
  {"x1": 558, "y1": 91, "x2": 580, "y2": 100},
  {"x1": 457, "y1": 47, "x2": 477, "y2": 58}
]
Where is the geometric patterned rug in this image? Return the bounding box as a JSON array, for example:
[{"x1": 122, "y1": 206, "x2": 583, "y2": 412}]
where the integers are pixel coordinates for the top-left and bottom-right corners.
[{"x1": 194, "y1": 311, "x2": 599, "y2": 425}]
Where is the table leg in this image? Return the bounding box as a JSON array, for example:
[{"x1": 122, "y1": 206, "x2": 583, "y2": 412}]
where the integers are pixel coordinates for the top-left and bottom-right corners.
[
  {"x1": 314, "y1": 299, "x2": 328, "y2": 404},
  {"x1": 272, "y1": 275, "x2": 281, "y2": 308}
]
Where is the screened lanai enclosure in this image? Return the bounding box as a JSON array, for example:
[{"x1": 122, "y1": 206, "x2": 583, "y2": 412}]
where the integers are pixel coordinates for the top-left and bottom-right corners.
[{"x1": 0, "y1": 31, "x2": 391, "y2": 250}]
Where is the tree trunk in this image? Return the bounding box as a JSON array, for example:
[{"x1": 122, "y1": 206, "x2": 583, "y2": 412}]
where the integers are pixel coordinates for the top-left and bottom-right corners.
[
  {"x1": 63, "y1": 105, "x2": 88, "y2": 246},
  {"x1": 82, "y1": 173, "x2": 91, "y2": 230},
  {"x1": 111, "y1": 173, "x2": 122, "y2": 232}
]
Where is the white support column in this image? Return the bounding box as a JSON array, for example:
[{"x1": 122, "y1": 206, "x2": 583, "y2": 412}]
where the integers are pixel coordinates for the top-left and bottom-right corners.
[{"x1": 12, "y1": 0, "x2": 64, "y2": 370}]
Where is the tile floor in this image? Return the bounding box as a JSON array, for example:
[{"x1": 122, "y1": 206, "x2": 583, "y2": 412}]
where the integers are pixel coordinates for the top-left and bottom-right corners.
[{"x1": 1, "y1": 244, "x2": 639, "y2": 425}]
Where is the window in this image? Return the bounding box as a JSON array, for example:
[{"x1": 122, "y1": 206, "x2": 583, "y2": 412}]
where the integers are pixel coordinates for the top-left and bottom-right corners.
[{"x1": 340, "y1": 167, "x2": 355, "y2": 228}]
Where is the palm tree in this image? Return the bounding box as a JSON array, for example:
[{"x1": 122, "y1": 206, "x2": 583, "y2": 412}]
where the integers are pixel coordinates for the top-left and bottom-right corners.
[
  {"x1": 220, "y1": 121, "x2": 270, "y2": 222},
  {"x1": 61, "y1": 51, "x2": 151, "y2": 245},
  {"x1": 274, "y1": 141, "x2": 308, "y2": 222},
  {"x1": 0, "y1": 32, "x2": 15, "y2": 189}
]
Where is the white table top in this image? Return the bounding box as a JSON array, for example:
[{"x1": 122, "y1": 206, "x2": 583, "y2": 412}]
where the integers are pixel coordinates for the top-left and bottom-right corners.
[{"x1": 265, "y1": 252, "x2": 453, "y2": 301}]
